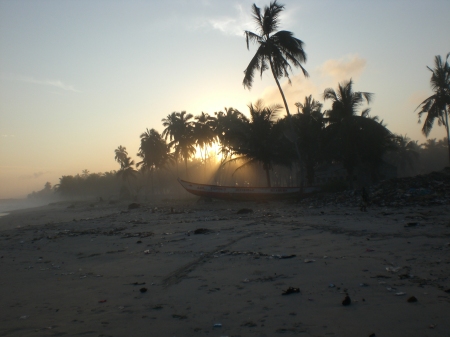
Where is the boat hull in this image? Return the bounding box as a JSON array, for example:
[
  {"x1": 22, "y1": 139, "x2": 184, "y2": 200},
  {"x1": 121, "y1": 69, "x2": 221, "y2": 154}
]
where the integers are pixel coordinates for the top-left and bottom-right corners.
[{"x1": 178, "y1": 179, "x2": 305, "y2": 201}]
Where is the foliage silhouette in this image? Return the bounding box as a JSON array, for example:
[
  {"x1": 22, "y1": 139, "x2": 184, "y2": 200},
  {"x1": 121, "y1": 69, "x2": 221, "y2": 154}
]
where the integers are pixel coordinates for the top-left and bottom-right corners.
[
  {"x1": 322, "y1": 80, "x2": 393, "y2": 184},
  {"x1": 223, "y1": 100, "x2": 294, "y2": 187},
  {"x1": 416, "y1": 53, "x2": 450, "y2": 162},
  {"x1": 243, "y1": 0, "x2": 308, "y2": 117},
  {"x1": 162, "y1": 111, "x2": 196, "y2": 178},
  {"x1": 137, "y1": 128, "x2": 172, "y2": 195}
]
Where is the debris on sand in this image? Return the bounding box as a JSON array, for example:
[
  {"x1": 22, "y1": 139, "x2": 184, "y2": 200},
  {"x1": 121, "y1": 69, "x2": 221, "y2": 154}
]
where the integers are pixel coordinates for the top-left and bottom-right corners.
[
  {"x1": 407, "y1": 296, "x2": 418, "y2": 303},
  {"x1": 298, "y1": 168, "x2": 450, "y2": 208},
  {"x1": 194, "y1": 228, "x2": 213, "y2": 235},
  {"x1": 282, "y1": 287, "x2": 300, "y2": 295},
  {"x1": 273, "y1": 254, "x2": 296, "y2": 259},
  {"x1": 342, "y1": 294, "x2": 351, "y2": 306},
  {"x1": 128, "y1": 203, "x2": 140, "y2": 210}
]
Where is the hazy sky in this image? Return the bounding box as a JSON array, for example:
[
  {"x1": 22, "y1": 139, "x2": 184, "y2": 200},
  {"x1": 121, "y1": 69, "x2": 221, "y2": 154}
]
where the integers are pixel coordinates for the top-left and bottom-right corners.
[{"x1": 1, "y1": 0, "x2": 449, "y2": 198}]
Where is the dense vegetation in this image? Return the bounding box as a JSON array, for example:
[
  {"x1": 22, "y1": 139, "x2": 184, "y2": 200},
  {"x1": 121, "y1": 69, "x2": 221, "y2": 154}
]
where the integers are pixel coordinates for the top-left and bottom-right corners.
[{"x1": 28, "y1": 1, "x2": 449, "y2": 200}]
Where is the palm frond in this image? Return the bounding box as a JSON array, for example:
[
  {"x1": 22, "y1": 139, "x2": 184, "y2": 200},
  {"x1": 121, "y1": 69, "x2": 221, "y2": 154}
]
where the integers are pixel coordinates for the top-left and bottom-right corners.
[
  {"x1": 251, "y1": 4, "x2": 263, "y2": 32},
  {"x1": 245, "y1": 31, "x2": 261, "y2": 50},
  {"x1": 243, "y1": 47, "x2": 266, "y2": 89},
  {"x1": 262, "y1": 0, "x2": 284, "y2": 36}
]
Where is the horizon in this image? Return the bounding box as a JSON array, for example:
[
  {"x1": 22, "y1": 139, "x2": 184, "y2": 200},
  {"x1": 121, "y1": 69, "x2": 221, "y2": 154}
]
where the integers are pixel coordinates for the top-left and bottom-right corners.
[{"x1": 1, "y1": 0, "x2": 449, "y2": 198}]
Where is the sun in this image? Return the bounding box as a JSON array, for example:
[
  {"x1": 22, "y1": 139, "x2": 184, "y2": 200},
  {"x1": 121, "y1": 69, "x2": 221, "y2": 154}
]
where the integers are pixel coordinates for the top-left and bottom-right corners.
[{"x1": 194, "y1": 142, "x2": 223, "y2": 163}]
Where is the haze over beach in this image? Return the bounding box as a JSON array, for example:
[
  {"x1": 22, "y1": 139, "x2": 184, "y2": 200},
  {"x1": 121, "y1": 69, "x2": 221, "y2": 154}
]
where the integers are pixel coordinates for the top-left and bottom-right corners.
[
  {"x1": 1, "y1": 0, "x2": 449, "y2": 199},
  {"x1": 1, "y1": 2, "x2": 450, "y2": 336}
]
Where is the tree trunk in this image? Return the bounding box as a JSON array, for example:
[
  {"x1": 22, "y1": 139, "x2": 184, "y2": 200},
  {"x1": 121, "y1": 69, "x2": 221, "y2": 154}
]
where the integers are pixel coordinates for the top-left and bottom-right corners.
[
  {"x1": 264, "y1": 167, "x2": 271, "y2": 187},
  {"x1": 184, "y1": 157, "x2": 189, "y2": 179},
  {"x1": 306, "y1": 161, "x2": 315, "y2": 186},
  {"x1": 150, "y1": 169, "x2": 154, "y2": 195},
  {"x1": 445, "y1": 108, "x2": 450, "y2": 164},
  {"x1": 269, "y1": 59, "x2": 304, "y2": 190}
]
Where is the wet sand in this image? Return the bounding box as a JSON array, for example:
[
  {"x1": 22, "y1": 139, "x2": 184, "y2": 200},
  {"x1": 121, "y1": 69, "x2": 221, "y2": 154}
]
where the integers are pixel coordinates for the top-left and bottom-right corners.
[{"x1": 0, "y1": 198, "x2": 449, "y2": 336}]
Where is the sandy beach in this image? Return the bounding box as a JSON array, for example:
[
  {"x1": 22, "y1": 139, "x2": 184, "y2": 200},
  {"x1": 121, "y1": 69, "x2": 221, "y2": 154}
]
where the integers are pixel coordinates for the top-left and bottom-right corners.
[{"x1": 1, "y1": 197, "x2": 449, "y2": 337}]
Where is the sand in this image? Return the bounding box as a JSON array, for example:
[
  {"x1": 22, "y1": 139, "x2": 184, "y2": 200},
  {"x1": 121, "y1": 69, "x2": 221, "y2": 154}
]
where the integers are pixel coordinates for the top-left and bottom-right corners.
[{"x1": 0, "y1": 197, "x2": 449, "y2": 337}]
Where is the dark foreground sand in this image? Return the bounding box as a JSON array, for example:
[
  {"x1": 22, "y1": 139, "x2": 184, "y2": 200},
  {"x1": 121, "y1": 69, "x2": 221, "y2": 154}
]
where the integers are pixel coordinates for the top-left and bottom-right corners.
[{"x1": 0, "y1": 198, "x2": 449, "y2": 337}]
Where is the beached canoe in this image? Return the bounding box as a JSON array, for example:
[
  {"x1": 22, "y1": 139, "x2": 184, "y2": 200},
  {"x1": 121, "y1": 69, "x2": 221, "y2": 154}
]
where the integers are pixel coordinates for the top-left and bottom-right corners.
[{"x1": 178, "y1": 178, "x2": 313, "y2": 201}]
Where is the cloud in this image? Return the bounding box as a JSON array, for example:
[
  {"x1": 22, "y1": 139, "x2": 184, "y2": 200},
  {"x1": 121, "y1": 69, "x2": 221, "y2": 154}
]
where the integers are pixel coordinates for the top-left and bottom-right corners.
[
  {"x1": 15, "y1": 76, "x2": 80, "y2": 92},
  {"x1": 208, "y1": 4, "x2": 253, "y2": 36},
  {"x1": 256, "y1": 54, "x2": 368, "y2": 114},
  {"x1": 319, "y1": 54, "x2": 367, "y2": 83},
  {"x1": 207, "y1": 2, "x2": 302, "y2": 37}
]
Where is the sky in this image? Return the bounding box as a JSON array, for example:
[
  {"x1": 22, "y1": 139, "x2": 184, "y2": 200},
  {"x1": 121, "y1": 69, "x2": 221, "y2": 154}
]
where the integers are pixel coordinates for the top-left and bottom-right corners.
[{"x1": 1, "y1": 0, "x2": 449, "y2": 198}]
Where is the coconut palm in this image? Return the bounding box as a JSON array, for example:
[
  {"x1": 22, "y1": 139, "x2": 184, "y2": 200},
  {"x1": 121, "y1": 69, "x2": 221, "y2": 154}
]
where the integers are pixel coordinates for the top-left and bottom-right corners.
[
  {"x1": 243, "y1": 1, "x2": 309, "y2": 186},
  {"x1": 292, "y1": 95, "x2": 325, "y2": 185},
  {"x1": 215, "y1": 107, "x2": 249, "y2": 162},
  {"x1": 323, "y1": 79, "x2": 373, "y2": 122},
  {"x1": 116, "y1": 156, "x2": 137, "y2": 198},
  {"x1": 388, "y1": 134, "x2": 420, "y2": 177},
  {"x1": 193, "y1": 112, "x2": 217, "y2": 166},
  {"x1": 224, "y1": 100, "x2": 293, "y2": 187},
  {"x1": 137, "y1": 128, "x2": 171, "y2": 194},
  {"x1": 114, "y1": 146, "x2": 128, "y2": 168},
  {"x1": 243, "y1": 0, "x2": 308, "y2": 117},
  {"x1": 416, "y1": 53, "x2": 450, "y2": 162},
  {"x1": 161, "y1": 111, "x2": 196, "y2": 178},
  {"x1": 322, "y1": 80, "x2": 393, "y2": 184}
]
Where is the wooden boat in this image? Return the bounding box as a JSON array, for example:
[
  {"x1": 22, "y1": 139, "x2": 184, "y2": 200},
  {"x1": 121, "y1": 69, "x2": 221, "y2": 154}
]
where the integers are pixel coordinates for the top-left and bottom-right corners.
[{"x1": 178, "y1": 178, "x2": 313, "y2": 201}]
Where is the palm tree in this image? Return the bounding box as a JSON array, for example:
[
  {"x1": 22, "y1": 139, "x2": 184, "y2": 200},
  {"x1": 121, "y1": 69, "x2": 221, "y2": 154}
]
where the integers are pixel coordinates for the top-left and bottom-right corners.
[
  {"x1": 193, "y1": 112, "x2": 217, "y2": 166},
  {"x1": 161, "y1": 111, "x2": 196, "y2": 178},
  {"x1": 388, "y1": 134, "x2": 420, "y2": 177},
  {"x1": 242, "y1": 1, "x2": 309, "y2": 186},
  {"x1": 416, "y1": 53, "x2": 450, "y2": 162},
  {"x1": 322, "y1": 80, "x2": 392, "y2": 184},
  {"x1": 137, "y1": 128, "x2": 171, "y2": 194},
  {"x1": 215, "y1": 107, "x2": 249, "y2": 162},
  {"x1": 323, "y1": 79, "x2": 373, "y2": 122},
  {"x1": 243, "y1": 0, "x2": 308, "y2": 117},
  {"x1": 116, "y1": 156, "x2": 137, "y2": 198},
  {"x1": 224, "y1": 100, "x2": 293, "y2": 187},
  {"x1": 81, "y1": 169, "x2": 90, "y2": 178},
  {"x1": 114, "y1": 146, "x2": 128, "y2": 168},
  {"x1": 292, "y1": 95, "x2": 325, "y2": 185}
]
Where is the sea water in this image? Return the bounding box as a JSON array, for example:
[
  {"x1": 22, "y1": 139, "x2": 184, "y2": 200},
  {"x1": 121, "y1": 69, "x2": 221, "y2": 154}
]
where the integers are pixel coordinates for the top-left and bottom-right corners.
[{"x1": 0, "y1": 198, "x2": 50, "y2": 216}]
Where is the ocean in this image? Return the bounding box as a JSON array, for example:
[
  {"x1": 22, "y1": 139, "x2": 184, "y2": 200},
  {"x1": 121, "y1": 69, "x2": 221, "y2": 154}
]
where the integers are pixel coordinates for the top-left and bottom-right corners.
[{"x1": 0, "y1": 198, "x2": 51, "y2": 217}]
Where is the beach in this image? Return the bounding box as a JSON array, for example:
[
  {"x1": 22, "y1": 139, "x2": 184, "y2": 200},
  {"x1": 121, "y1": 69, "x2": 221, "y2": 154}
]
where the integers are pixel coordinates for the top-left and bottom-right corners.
[{"x1": 0, "y1": 197, "x2": 449, "y2": 337}]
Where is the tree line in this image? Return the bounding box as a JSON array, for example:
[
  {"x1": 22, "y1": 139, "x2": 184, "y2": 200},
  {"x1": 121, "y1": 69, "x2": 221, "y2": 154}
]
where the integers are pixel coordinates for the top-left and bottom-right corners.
[{"x1": 30, "y1": 1, "x2": 449, "y2": 200}]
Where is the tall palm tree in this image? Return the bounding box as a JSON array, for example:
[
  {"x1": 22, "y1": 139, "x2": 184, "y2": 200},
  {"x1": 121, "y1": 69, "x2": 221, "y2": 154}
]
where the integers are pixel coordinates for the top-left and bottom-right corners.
[
  {"x1": 292, "y1": 95, "x2": 325, "y2": 185},
  {"x1": 243, "y1": 0, "x2": 308, "y2": 117},
  {"x1": 224, "y1": 100, "x2": 293, "y2": 187},
  {"x1": 81, "y1": 169, "x2": 90, "y2": 178},
  {"x1": 193, "y1": 112, "x2": 217, "y2": 166},
  {"x1": 416, "y1": 53, "x2": 450, "y2": 162},
  {"x1": 243, "y1": 1, "x2": 309, "y2": 186},
  {"x1": 116, "y1": 156, "x2": 137, "y2": 197},
  {"x1": 215, "y1": 107, "x2": 249, "y2": 162},
  {"x1": 323, "y1": 79, "x2": 373, "y2": 122},
  {"x1": 389, "y1": 134, "x2": 420, "y2": 177},
  {"x1": 114, "y1": 145, "x2": 128, "y2": 168},
  {"x1": 137, "y1": 128, "x2": 171, "y2": 194},
  {"x1": 322, "y1": 80, "x2": 392, "y2": 184},
  {"x1": 161, "y1": 111, "x2": 196, "y2": 178}
]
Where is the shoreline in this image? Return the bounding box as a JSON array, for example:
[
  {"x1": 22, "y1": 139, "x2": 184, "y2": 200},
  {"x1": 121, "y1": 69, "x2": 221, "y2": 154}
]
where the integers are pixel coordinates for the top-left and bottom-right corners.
[{"x1": 1, "y1": 198, "x2": 449, "y2": 336}]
